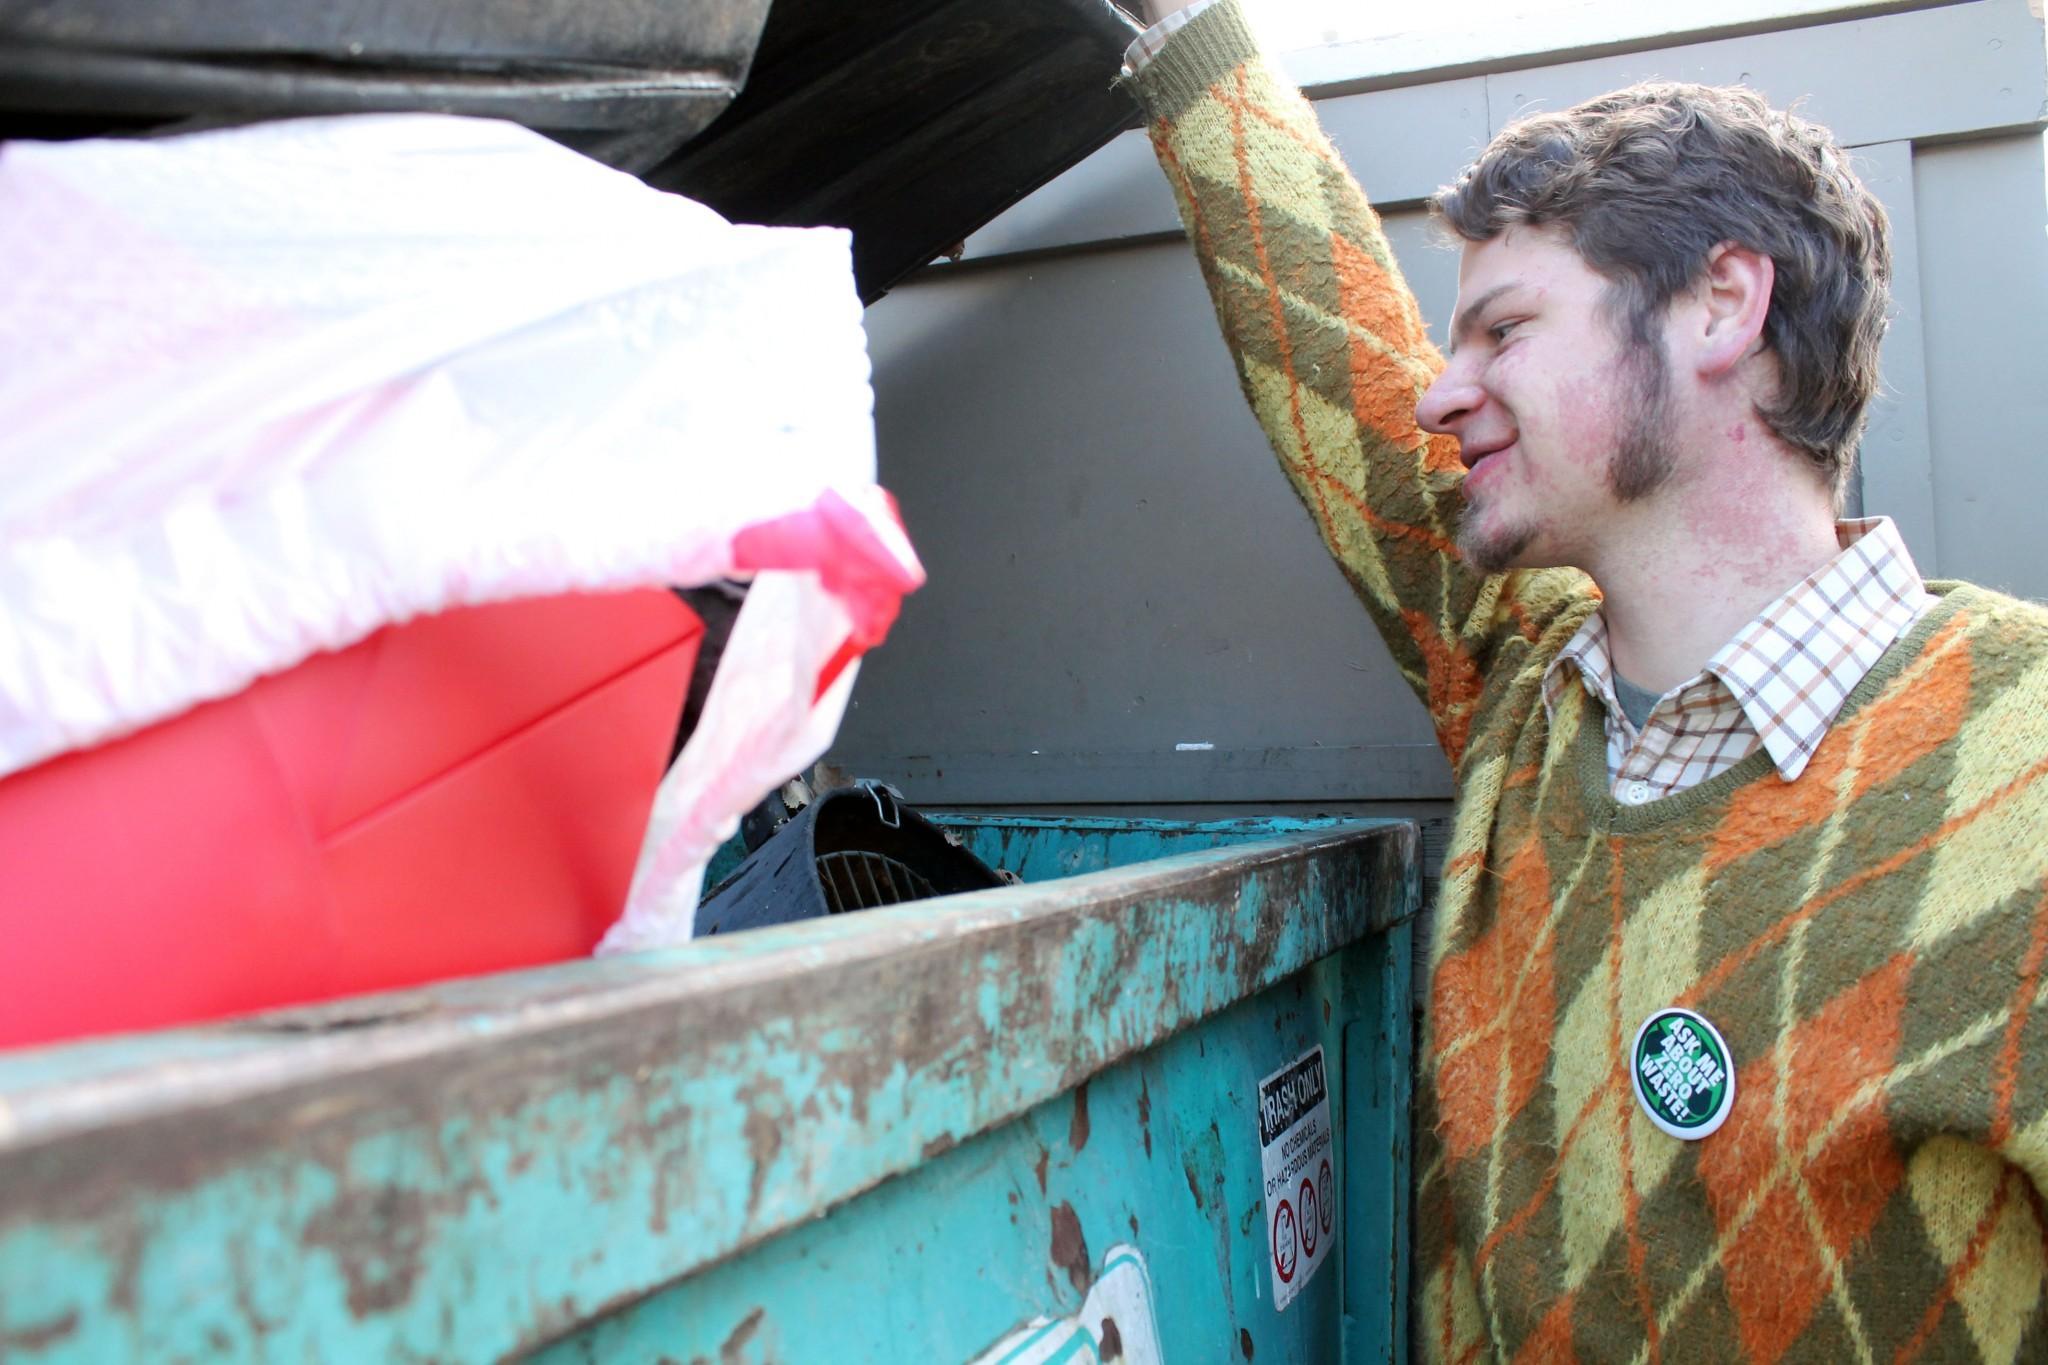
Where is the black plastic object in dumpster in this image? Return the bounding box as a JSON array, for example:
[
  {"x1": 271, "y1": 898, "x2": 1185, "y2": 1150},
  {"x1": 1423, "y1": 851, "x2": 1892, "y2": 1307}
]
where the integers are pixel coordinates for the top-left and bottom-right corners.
[
  {"x1": 0, "y1": 0, "x2": 774, "y2": 171},
  {"x1": 698, "y1": 785, "x2": 1003, "y2": 934}
]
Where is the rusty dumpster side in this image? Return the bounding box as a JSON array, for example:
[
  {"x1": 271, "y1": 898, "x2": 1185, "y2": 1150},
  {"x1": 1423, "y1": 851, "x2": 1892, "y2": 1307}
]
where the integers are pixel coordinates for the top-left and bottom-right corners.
[{"x1": 0, "y1": 818, "x2": 1417, "y2": 1363}]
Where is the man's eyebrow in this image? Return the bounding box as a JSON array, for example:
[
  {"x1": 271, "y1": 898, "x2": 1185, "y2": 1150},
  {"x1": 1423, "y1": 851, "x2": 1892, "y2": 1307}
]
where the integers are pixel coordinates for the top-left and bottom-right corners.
[{"x1": 1447, "y1": 283, "x2": 1521, "y2": 356}]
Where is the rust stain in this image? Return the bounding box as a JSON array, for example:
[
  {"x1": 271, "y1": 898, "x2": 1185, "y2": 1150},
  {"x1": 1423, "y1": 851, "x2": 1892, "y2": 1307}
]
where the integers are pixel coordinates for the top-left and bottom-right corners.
[
  {"x1": 922, "y1": 1132, "x2": 957, "y2": 1160},
  {"x1": 1323, "y1": 997, "x2": 1332, "y2": 1025},
  {"x1": 650, "y1": 1156, "x2": 674, "y2": 1238},
  {"x1": 1137, "y1": 1077, "x2": 1152, "y2": 1159},
  {"x1": 107, "y1": 1221, "x2": 143, "y2": 1316},
  {"x1": 1099, "y1": 1314, "x2": 1124, "y2": 1360},
  {"x1": 720, "y1": 1306, "x2": 765, "y2": 1364},
  {"x1": 1068, "y1": 1081, "x2": 1091, "y2": 1154},
  {"x1": 300, "y1": 1187, "x2": 430, "y2": 1317},
  {"x1": 1182, "y1": 1160, "x2": 1205, "y2": 1211},
  {"x1": 1034, "y1": 1144, "x2": 1050, "y2": 1195},
  {"x1": 1239, "y1": 1326, "x2": 1255, "y2": 1358},
  {"x1": 736, "y1": 1078, "x2": 786, "y2": 1221},
  {"x1": 1048, "y1": 1201, "x2": 1091, "y2": 1296},
  {"x1": 1, "y1": 1311, "x2": 79, "y2": 1351},
  {"x1": 1211, "y1": 865, "x2": 1291, "y2": 993},
  {"x1": 226, "y1": 1239, "x2": 283, "y2": 1339},
  {"x1": 1128, "y1": 1212, "x2": 1140, "y2": 1239},
  {"x1": 1008, "y1": 1189, "x2": 1020, "y2": 1205}
]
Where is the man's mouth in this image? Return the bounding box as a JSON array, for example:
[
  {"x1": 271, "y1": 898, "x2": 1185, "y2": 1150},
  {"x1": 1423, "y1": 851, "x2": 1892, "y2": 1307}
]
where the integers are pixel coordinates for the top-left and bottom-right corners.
[{"x1": 1461, "y1": 439, "x2": 1515, "y2": 475}]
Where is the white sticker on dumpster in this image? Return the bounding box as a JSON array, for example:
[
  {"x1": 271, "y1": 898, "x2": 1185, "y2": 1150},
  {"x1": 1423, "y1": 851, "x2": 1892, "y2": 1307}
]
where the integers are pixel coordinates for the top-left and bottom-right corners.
[{"x1": 1258, "y1": 1044, "x2": 1335, "y2": 1311}]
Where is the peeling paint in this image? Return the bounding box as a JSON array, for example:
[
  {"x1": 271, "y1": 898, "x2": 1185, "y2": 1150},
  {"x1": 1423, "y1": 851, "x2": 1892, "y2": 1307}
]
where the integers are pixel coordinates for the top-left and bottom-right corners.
[
  {"x1": 1048, "y1": 1202, "x2": 1091, "y2": 1296},
  {"x1": 544, "y1": 937, "x2": 1405, "y2": 1361},
  {"x1": 300, "y1": 1187, "x2": 430, "y2": 1318},
  {"x1": 1099, "y1": 1313, "x2": 1124, "y2": 1359},
  {"x1": 1, "y1": 1311, "x2": 78, "y2": 1352},
  {"x1": 0, "y1": 820, "x2": 1418, "y2": 1362},
  {"x1": 718, "y1": 1306, "x2": 764, "y2": 1364}
]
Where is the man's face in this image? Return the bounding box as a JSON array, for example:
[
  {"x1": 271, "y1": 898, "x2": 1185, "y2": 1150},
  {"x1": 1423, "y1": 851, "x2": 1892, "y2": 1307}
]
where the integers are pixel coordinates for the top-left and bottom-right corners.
[{"x1": 1416, "y1": 226, "x2": 1673, "y2": 574}]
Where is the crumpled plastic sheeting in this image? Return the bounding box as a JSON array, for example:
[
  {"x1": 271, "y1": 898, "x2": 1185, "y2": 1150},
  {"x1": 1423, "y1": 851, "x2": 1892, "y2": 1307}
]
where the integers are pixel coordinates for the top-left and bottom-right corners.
[{"x1": 0, "y1": 113, "x2": 923, "y2": 944}]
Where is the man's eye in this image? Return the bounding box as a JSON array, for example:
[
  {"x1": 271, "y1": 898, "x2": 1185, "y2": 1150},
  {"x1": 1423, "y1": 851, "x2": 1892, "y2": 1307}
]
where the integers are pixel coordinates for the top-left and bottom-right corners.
[{"x1": 1489, "y1": 320, "x2": 1521, "y2": 344}]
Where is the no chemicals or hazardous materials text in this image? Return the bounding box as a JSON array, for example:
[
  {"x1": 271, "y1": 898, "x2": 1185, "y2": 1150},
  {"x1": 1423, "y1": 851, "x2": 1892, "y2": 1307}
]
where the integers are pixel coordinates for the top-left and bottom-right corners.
[{"x1": 1257, "y1": 1045, "x2": 1336, "y2": 1311}]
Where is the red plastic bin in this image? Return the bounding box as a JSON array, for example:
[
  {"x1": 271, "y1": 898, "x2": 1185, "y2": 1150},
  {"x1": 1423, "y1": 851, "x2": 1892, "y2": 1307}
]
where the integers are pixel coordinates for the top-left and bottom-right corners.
[{"x1": 0, "y1": 587, "x2": 700, "y2": 1050}]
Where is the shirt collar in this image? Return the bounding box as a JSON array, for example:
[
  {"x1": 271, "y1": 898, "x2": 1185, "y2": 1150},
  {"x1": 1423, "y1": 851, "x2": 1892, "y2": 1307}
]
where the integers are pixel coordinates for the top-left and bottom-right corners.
[{"x1": 1541, "y1": 517, "x2": 1934, "y2": 781}]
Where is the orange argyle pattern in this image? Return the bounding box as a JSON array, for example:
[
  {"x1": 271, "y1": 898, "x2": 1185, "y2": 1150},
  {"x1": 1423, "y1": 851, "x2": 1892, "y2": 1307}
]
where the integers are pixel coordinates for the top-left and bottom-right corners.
[{"x1": 1130, "y1": 4, "x2": 2048, "y2": 1360}]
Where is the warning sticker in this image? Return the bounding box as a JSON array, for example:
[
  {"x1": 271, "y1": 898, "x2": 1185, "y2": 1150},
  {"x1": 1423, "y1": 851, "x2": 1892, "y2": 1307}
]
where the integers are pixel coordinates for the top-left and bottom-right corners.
[{"x1": 1257, "y1": 1045, "x2": 1335, "y2": 1311}]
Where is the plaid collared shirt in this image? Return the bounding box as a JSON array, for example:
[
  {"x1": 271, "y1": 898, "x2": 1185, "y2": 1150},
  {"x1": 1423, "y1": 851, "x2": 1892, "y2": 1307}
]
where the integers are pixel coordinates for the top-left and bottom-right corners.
[{"x1": 1543, "y1": 517, "x2": 1937, "y2": 805}]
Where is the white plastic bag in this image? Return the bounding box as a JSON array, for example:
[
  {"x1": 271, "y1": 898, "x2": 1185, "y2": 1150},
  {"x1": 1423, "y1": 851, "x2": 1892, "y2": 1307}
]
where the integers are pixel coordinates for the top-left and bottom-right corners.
[{"x1": 0, "y1": 113, "x2": 923, "y2": 944}]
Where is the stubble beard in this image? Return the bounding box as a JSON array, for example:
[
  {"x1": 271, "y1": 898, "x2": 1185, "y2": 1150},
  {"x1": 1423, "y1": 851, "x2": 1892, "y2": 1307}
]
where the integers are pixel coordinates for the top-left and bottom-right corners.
[
  {"x1": 1456, "y1": 507, "x2": 1535, "y2": 576},
  {"x1": 1607, "y1": 336, "x2": 1675, "y2": 504},
  {"x1": 1453, "y1": 337, "x2": 1675, "y2": 575}
]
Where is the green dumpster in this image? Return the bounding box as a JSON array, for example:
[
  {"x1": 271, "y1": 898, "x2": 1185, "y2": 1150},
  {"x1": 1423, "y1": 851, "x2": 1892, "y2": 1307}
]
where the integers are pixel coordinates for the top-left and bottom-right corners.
[{"x1": 0, "y1": 815, "x2": 1418, "y2": 1362}]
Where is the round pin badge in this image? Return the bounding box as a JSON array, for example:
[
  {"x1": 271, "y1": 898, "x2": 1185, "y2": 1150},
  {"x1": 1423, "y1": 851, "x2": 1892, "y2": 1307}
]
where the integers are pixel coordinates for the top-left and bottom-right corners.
[{"x1": 1629, "y1": 1008, "x2": 1736, "y2": 1140}]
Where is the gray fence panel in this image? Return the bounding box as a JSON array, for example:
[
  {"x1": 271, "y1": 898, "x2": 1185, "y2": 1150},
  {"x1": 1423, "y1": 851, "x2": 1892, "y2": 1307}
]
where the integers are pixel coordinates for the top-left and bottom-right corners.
[
  {"x1": 1913, "y1": 133, "x2": 2048, "y2": 600},
  {"x1": 838, "y1": 238, "x2": 1454, "y2": 803},
  {"x1": 1484, "y1": 0, "x2": 2046, "y2": 147},
  {"x1": 1853, "y1": 140, "x2": 1942, "y2": 567}
]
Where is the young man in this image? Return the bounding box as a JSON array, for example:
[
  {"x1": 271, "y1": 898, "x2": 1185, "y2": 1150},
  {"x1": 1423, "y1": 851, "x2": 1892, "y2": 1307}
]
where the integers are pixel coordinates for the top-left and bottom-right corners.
[{"x1": 1124, "y1": 1, "x2": 2048, "y2": 1359}]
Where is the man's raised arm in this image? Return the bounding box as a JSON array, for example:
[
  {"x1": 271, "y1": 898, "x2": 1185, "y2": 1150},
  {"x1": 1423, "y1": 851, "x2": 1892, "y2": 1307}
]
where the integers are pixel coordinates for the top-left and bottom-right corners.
[{"x1": 1123, "y1": 0, "x2": 1592, "y2": 771}]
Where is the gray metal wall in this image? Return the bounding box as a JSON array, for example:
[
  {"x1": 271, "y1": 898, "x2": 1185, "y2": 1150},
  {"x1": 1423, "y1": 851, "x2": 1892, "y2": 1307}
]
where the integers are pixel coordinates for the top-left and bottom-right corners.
[{"x1": 833, "y1": 0, "x2": 2048, "y2": 818}]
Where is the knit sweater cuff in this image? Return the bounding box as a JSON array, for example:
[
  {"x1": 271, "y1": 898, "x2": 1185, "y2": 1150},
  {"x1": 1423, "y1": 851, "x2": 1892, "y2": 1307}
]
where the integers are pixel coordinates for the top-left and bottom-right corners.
[{"x1": 1125, "y1": 0, "x2": 1263, "y2": 122}]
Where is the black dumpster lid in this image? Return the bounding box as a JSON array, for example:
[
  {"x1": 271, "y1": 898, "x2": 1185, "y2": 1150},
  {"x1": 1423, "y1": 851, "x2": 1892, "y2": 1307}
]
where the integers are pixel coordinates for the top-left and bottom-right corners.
[
  {"x1": 646, "y1": 0, "x2": 1144, "y2": 300},
  {"x1": 0, "y1": 0, "x2": 1142, "y2": 301}
]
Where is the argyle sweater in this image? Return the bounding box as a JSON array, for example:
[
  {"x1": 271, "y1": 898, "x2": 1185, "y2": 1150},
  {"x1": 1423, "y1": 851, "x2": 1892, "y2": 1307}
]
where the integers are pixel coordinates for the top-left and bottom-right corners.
[{"x1": 1129, "y1": 5, "x2": 2048, "y2": 1361}]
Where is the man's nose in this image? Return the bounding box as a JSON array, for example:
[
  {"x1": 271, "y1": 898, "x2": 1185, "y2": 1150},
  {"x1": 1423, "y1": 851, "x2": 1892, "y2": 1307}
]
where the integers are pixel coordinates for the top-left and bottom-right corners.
[{"x1": 1416, "y1": 358, "x2": 1481, "y2": 435}]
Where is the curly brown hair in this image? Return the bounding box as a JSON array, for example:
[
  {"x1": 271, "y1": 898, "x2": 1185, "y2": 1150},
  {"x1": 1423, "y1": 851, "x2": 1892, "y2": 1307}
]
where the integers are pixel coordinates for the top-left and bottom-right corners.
[{"x1": 1432, "y1": 82, "x2": 1891, "y2": 501}]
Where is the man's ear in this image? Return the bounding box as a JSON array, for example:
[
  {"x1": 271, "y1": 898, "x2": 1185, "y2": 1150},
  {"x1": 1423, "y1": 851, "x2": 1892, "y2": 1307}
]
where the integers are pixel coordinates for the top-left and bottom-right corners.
[{"x1": 1692, "y1": 242, "x2": 1774, "y2": 379}]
